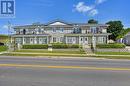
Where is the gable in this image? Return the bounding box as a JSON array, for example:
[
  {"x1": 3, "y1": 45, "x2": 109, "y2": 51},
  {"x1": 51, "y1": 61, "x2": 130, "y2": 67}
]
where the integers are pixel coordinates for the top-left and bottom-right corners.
[{"x1": 49, "y1": 22, "x2": 67, "y2": 25}]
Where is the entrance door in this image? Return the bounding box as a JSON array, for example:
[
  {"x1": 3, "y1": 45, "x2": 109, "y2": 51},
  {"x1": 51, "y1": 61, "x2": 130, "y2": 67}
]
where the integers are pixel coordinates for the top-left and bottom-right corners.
[
  {"x1": 80, "y1": 37, "x2": 88, "y2": 44},
  {"x1": 30, "y1": 38, "x2": 34, "y2": 44},
  {"x1": 39, "y1": 38, "x2": 42, "y2": 44},
  {"x1": 84, "y1": 37, "x2": 88, "y2": 44}
]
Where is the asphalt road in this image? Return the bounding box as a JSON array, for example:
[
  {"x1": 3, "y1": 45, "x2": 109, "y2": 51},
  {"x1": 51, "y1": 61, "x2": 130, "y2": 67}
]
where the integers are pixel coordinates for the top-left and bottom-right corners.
[{"x1": 0, "y1": 56, "x2": 130, "y2": 86}]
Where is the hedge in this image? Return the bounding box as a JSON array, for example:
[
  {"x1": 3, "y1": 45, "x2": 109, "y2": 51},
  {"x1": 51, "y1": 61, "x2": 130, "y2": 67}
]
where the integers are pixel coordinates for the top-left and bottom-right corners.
[
  {"x1": 22, "y1": 44, "x2": 80, "y2": 49},
  {"x1": 22, "y1": 44, "x2": 48, "y2": 49},
  {"x1": 0, "y1": 46, "x2": 7, "y2": 52},
  {"x1": 52, "y1": 44, "x2": 80, "y2": 49},
  {"x1": 96, "y1": 43, "x2": 126, "y2": 48}
]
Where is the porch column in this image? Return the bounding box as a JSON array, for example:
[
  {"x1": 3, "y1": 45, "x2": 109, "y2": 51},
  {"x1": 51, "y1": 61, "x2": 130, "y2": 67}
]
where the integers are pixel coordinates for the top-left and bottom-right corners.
[
  {"x1": 10, "y1": 37, "x2": 13, "y2": 44},
  {"x1": 79, "y1": 36, "x2": 80, "y2": 44},
  {"x1": 47, "y1": 36, "x2": 49, "y2": 44},
  {"x1": 50, "y1": 36, "x2": 53, "y2": 43},
  {"x1": 66, "y1": 36, "x2": 67, "y2": 44},
  {"x1": 106, "y1": 35, "x2": 109, "y2": 44},
  {"x1": 34, "y1": 36, "x2": 37, "y2": 44},
  {"x1": 22, "y1": 37, "x2": 25, "y2": 44}
]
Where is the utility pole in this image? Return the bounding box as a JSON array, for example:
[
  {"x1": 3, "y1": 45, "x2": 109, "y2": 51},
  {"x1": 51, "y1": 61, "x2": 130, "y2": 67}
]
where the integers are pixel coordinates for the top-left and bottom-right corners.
[
  {"x1": 7, "y1": 21, "x2": 11, "y2": 52},
  {"x1": 92, "y1": 33, "x2": 96, "y2": 52}
]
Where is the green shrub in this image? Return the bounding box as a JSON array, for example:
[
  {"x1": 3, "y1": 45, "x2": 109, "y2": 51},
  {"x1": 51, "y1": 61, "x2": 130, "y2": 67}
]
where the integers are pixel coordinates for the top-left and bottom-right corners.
[
  {"x1": 68, "y1": 44, "x2": 80, "y2": 48},
  {"x1": 0, "y1": 46, "x2": 7, "y2": 52},
  {"x1": 52, "y1": 44, "x2": 68, "y2": 49},
  {"x1": 22, "y1": 44, "x2": 48, "y2": 49},
  {"x1": 96, "y1": 43, "x2": 126, "y2": 48},
  {"x1": 52, "y1": 43, "x2": 80, "y2": 49},
  {"x1": 22, "y1": 44, "x2": 80, "y2": 49}
]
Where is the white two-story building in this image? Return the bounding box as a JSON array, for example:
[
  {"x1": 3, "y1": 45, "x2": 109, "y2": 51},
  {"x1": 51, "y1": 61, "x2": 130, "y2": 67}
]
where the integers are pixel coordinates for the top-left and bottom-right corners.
[{"x1": 11, "y1": 20, "x2": 110, "y2": 45}]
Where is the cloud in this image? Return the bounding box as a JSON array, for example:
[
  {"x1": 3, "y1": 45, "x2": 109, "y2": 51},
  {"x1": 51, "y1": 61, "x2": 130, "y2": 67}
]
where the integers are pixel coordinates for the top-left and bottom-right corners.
[
  {"x1": 2, "y1": 25, "x2": 8, "y2": 29},
  {"x1": 74, "y1": 0, "x2": 107, "y2": 16},
  {"x1": 74, "y1": 2, "x2": 94, "y2": 13},
  {"x1": 95, "y1": 0, "x2": 107, "y2": 4},
  {"x1": 74, "y1": 2, "x2": 97, "y2": 16},
  {"x1": 89, "y1": 9, "x2": 98, "y2": 16}
]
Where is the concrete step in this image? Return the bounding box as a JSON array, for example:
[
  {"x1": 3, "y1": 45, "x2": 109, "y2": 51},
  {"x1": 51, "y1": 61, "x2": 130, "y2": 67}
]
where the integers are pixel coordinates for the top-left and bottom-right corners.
[{"x1": 82, "y1": 45, "x2": 94, "y2": 54}]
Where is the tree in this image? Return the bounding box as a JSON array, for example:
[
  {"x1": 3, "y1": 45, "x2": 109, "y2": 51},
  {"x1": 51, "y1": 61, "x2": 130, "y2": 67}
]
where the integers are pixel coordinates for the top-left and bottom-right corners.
[
  {"x1": 106, "y1": 21, "x2": 124, "y2": 41},
  {"x1": 117, "y1": 28, "x2": 130, "y2": 39},
  {"x1": 88, "y1": 19, "x2": 98, "y2": 24}
]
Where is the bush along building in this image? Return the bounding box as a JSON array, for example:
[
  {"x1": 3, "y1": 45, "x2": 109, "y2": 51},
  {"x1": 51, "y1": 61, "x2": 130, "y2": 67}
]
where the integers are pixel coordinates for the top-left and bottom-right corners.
[{"x1": 11, "y1": 19, "x2": 110, "y2": 46}]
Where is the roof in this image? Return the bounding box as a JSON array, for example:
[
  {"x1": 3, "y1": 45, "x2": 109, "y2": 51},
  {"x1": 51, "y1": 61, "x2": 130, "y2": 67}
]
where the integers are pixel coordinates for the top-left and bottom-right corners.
[{"x1": 14, "y1": 19, "x2": 108, "y2": 29}]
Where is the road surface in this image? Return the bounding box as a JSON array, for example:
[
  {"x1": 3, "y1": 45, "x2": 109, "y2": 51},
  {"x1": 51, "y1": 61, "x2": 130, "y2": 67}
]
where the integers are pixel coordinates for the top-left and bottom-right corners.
[{"x1": 0, "y1": 56, "x2": 130, "y2": 86}]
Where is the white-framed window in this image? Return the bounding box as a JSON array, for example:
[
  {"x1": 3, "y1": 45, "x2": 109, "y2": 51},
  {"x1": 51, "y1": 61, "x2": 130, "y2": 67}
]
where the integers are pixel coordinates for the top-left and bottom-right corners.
[
  {"x1": 53, "y1": 28, "x2": 56, "y2": 32},
  {"x1": 98, "y1": 37, "x2": 104, "y2": 43},
  {"x1": 60, "y1": 28, "x2": 64, "y2": 33},
  {"x1": 67, "y1": 37, "x2": 76, "y2": 43},
  {"x1": 41, "y1": 28, "x2": 44, "y2": 34},
  {"x1": 35, "y1": 28, "x2": 39, "y2": 34},
  {"x1": 60, "y1": 37, "x2": 64, "y2": 42},
  {"x1": 15, "y1": 38, "x2": 21, "y2": 44},
  {"x1": 91, "y1": 27, "x2": 97, "y2": 33},
  {"x1": 53, "y1": 37, "x2": 56, "y2": 42},
  {"x1": 30, "y1": 38, "x2": 34, "y2": 44},
  {"x1": 67, "y1": 37, "x2": 73, "y2": 43}
]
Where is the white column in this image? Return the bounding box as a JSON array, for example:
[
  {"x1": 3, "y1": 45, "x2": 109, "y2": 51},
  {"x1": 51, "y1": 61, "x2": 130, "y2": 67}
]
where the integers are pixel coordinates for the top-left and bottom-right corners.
[
  {"x1": 107, "y1": 35, "x2": 109, "y2": 44},
  {"x1": 10, "y1": 37, "x2": 13, "y2": 44},
  {"x1": 34, "y1": 37, "x2": 37, "y2": 44},
  {"x1": 47, "y1": 36, "x2": 49, "y2": 44},
  {"x1": 79, "y1": 36, "x2": 80, "y2": 44},
  {"x1": 66, "y1": 36, "x2": 67, "y2": 44},
  {"x1": 23, "y1": 37, "x2": 25, "y2": 44},
  {"x1": 50, "y1": 36, "x2": 53, "y2": 43}
]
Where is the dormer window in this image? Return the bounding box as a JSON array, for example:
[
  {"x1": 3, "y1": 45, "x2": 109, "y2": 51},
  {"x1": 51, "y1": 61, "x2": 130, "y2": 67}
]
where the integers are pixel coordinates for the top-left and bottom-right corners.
[
  {"x1": 23, "y1": 29, "x2": 26, "y2": 35},
  {"x1": 53, "y1": 28, "x2": 56, "y2": 32},
  {"x1": 35, "y1": 28, "x2": 39, "y2": 34},
  {"x1": 60, "y1": 28, "x2": 64, "y2": 32},
  {"x1": 91, "y1": 27, "x2": 97, "y2": 34},
  {"x1": 41, "y1": 28, "x2": 44, "y2": 34}
]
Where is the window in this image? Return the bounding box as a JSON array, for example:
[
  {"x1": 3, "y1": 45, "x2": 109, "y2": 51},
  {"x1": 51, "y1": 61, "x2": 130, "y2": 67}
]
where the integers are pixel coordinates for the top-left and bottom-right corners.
[
  {"x1": 35, "y1": 28, "x2": 39, "y2": 34},
  {"x1": 23, "y1": 29, "x2": 26, "y2": 35},
  {"x1": 91, "y1": 27, "x2": 97, "y2": 33},
  {"x1": 41, "y1": 28, "x2": 44, "y2": 34},
  {"x1": 85, "y1": 38, "x2": 87, "y2": 41},
  {"x1": 60, "y1": 37, "x2": 63, "y2": 42},
  {"x1": 98, "y1": 37, "x2": 103, "y2": 43},
  {"x1": 53, "y1": 37, "x2": 56, "y2": 42},
  {"x1": 67, "y1": 37, "x2": 73, "y2": 43},
  {"x1": 81, "y1": 38, "x2": 83, "y2": 41},
  {"x1": 53, "y1": 28, "x2": 56, "y2": 32},
  {"x1": 15, "y1": 38, "x2": 21, "y2": 44},
  {"x1": 61, "y1": 28, "x2": 64, "y2": 32}
]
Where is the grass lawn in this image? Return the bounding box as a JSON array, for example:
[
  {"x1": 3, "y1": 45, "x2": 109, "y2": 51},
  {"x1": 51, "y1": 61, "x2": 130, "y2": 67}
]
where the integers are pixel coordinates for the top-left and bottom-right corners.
[
  {"x1": 2, "y1": 53, "x2": 87, "y2": 57},
  {"x1": 95, "y1": 56, "x2": 130, "y2": 59},
  {"x1": 14, "y1": 49, "x2": 86, "y2": 54},
  {"x1": 3, "y1": 49, "x2": 87, "y2": 57},
  {"x1": 96, "y1": 52, "x2": 130, "y2": 55},
  {"x1": 0, "y1": 46, "x2": 7, "y2": 52},
  {"x1": 95, "y1": 52, "x2": 130, "y2": 59}
]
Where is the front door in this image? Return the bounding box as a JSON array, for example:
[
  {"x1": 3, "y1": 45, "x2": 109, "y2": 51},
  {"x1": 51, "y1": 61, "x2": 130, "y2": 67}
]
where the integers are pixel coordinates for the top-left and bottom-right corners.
[
  {"x1": 80, "y1": 37, "x2": 88, "y2": 44},
  {"x1": 30, "y1": 38, "x2": 34, "y2": 44},
  {"x1": 84, "y1": 37, "x2": 88, "y2": 44}
]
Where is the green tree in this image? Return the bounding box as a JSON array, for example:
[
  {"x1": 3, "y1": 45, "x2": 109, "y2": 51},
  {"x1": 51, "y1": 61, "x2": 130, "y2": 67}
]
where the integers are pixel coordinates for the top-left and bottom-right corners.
[
  {"x1": 106, "y1": 21, "x2": 124, "y2": 41},
  {"x1": 88, "y1": 19, "x2": 98, "y2": 24},
  {"x1": 117, "y1": 28, "x2": 130, "y2": 39}
]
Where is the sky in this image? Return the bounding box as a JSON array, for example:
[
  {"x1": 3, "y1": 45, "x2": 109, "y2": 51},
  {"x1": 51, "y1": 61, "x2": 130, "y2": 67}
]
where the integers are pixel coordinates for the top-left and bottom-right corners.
[{"x1": 0, "y1": 0, "x2": 130, "y2": 34}]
